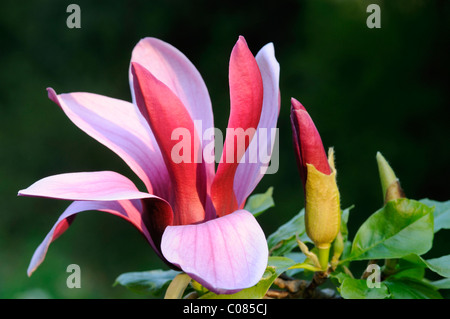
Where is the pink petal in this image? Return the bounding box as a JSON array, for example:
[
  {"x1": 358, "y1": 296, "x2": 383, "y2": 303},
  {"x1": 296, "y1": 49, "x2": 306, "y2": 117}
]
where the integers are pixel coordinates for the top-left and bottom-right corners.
[
  {"x1": 161, "y1": 210, "x2": 268, "y2": 294},
  {"x1": 131, "y1": 62, "x2": 207, "y2": 225},
  {"x1": 47, "y1": 88, "x2": 170, "y2": 199},
  {"x1": 211, "y1": 36, "x2": 264, "y2": 216},
  {"x1": 129, "y1": 37, "x2": 215, "y2": 184},
  {"x1": 18, "y1": 171, "x2": 153, "y2": 201},
  {"x1": 27, "y1": 199, "x2": 171, "y2": 276},
  {"x1": 233, "y1": 43, "x2": 280, "y2": 207}
]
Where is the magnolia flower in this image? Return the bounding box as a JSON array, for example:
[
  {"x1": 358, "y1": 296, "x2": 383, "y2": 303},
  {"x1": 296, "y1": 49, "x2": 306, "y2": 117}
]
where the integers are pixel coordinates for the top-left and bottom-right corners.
[
  {"x1": 290, "y1": 98, "x2": 340, "y2": 259},
  {"x1": 19, "y1": 36, "x2": 280, "y2": 294}
]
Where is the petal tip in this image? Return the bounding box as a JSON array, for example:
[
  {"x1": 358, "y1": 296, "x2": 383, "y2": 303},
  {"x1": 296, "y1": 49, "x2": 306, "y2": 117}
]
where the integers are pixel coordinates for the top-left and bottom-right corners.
[
  {"x1": 291, "y1": 97, "x2": 306, "y2": 111},
  {"x1": 47, "y1": 87, "x2": 59, "y2": 105},
  {"x1": 234, "y1": 35, "x2": 250, "y2": 52}
]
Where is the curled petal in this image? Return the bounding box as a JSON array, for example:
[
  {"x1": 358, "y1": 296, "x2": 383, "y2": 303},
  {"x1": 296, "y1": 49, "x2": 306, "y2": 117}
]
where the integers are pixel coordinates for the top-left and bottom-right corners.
[
  {"x1": 47, "y1": 88, "x2": 170, "y2": 198},
  {"x1": 18, "y1": 171, "x2": 152, "y2": 201},
  {"x1": 161, "y1": 210, "x2": 268, "y2": 294},
  {"x1": 27, "y1": 200, "x2": 162, "y2": 276}
]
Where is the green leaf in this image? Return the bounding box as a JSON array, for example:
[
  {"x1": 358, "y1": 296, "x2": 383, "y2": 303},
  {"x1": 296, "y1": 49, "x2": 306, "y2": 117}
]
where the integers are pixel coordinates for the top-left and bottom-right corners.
[
  {"x1": 421, "y1": 255, "x2": 450, "y2": 278},
  {"x1": 114, "y1": 269, "x2": 179, "y2": 296},
  {"x1": 429, "y1": 278, "x2": 450, "y2": 290},
  {"x1": 419, "y1": 198, "x2": 450, "y2": 232},
  {"x1": 267, "y1": 208, "x2": 308, "y2": 256},
  {"x1": 384, "y1": 278, "x2": 443, "y2": 299},
  {"x1": 244, "y1": 187, "x2": 275, "y2": 217},
  {"x1": 283, "y1": 252, "x2": 307, "y2": 276},
  {"x1": 199, "y1": 256, "x2": 296, "y2": 299},
  {"x1": 330, "y1": 272, "x2": 350, "y2": 286},
  {"x1": 348, "y1": 199, "x2": 434, "y2": 261},
  {"x1": 339, "y1": 276, "x2": 390, "y2": 299},
  {"x1": 388, "y1": 267, "x2": 425, "y2": 281},
  {"x1": 402, "y1": 254, "x2": 450, "y2": 278}
]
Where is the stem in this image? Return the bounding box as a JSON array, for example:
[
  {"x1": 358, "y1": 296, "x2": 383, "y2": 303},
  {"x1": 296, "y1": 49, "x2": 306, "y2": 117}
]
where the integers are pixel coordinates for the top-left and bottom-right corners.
[
  {"x1": 361, "y1": 260, "x2": 379, "y2": 279},
  {"x1": 318, "y1": 247, "x2": 330, "y2": 271},
  {"x1": 383, "y1": 258, "x2": 398, "y2": 277},
  {"x1": 304, "y1": 271, "x2": 331, "y2": 298},
  {"x1": 164, "y1": 273, "x2": 191, "y2": 299},
  {"x1": 288, "y1": 262, "x2": 322, "y2": 272}
]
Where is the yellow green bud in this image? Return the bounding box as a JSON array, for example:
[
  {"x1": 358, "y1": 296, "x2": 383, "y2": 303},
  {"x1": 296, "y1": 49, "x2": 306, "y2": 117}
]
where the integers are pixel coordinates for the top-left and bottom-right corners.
[
  {"x1": 304, "y1": 162, "x2": 341, "y2": 250},
  {"x1": 376, "y1": 152, "x2": 405, "y2": 203}
]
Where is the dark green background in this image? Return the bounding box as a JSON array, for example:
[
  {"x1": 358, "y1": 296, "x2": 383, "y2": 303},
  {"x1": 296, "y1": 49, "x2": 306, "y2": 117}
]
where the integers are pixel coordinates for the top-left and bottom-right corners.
[{"x1": 1, "y1": 0, "x2": 448, "y2": 298}]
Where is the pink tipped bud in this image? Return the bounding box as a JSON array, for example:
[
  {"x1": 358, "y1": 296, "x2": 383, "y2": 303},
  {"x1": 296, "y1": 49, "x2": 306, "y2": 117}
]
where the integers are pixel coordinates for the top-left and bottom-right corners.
[{"x1": 290, "y1": 98, "x2": 331, "y2": 186}]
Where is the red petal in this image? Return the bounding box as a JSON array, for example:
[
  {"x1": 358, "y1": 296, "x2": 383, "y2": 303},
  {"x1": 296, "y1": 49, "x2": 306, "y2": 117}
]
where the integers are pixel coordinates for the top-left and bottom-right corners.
[
  {"x1": 211, "y1": 36, "x2": 264, "y2": 216},
  {"x1": 131, "y1": 62, "x2": 207, "y2": 225}
]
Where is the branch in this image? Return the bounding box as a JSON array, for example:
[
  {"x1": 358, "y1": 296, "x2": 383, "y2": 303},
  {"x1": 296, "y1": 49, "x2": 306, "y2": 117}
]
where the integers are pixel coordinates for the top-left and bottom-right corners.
[
  {"x1": 267, "y1": 271, "x2": 340, "y2": 299},
  {"x1": 361, "y1": 260, "x2": 379, "y2": 279}
]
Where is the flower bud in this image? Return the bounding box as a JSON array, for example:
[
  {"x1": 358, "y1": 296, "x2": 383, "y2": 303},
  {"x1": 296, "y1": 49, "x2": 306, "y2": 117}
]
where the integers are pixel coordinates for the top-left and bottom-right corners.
[
  {"x1": 290, "y1": 98, "x2": 341, "y2": 250},
  {"x1": 376, "y1": 152, "x2": 405, "y2": 203}
]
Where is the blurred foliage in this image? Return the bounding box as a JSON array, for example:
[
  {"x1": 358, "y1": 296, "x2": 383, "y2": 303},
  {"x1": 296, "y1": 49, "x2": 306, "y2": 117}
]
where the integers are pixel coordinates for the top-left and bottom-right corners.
[{"x1": 0, "y1": 0, "x2": 448, "y2": 298}]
